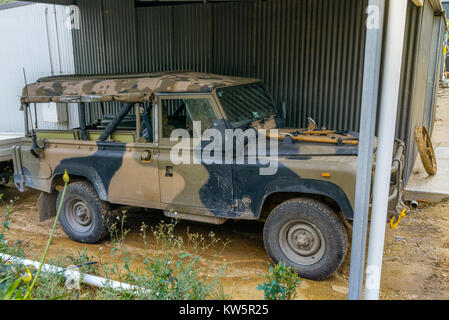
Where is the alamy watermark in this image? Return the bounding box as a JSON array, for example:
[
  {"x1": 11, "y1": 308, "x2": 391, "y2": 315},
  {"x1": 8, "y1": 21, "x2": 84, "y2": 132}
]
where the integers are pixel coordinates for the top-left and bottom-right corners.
[
  {"x1": 366, "y1": 5, "x2": 381, "y2": 30},
  {"x1": 64, "y1": 4, "x2": 381, "y2": 31},
  {"x1": 169, "y1": 121, "x2": 279, "y2": 176},
  {"x1": 65, "y1": 5, "x2": 80, "y2": 30}
]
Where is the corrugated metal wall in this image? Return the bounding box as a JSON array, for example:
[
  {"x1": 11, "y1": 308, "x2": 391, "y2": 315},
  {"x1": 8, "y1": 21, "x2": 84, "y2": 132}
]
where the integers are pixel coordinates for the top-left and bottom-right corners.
[
  {"x1": 396, "y1": 0, "x2": 446, "y2": 181},
  {"x1": 0, "y1": 2, "x2": 77, "y2": 133},
  {"x1": 74, "y1": 0, "x2": 367, "y2": 131},
  {"x1": 70, "y1": 0, "x2": 445, "y2": 183}
]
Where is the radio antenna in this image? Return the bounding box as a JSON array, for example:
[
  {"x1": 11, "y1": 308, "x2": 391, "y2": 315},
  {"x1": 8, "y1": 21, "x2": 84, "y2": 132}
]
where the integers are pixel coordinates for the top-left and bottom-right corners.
[
  {"x1": 23, "y1": 68, "x2": 30, "y2": 104},
  {"x1": 23, "y1": 68, "x2": 37, "y2": 129}
]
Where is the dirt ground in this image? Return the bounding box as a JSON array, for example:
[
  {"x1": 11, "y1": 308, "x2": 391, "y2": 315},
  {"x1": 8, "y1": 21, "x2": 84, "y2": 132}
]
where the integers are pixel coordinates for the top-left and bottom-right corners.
[{"x1": 1, "y1": 185, "x2": 448, "y2": 300}]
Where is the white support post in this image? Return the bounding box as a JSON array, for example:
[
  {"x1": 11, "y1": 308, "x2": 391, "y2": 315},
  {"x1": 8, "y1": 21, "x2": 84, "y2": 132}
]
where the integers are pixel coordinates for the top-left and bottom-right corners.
[
  {"x1": 364, "y1": 0, "x2": 408, "y2": 300},
  {"x1": 348, "y1": 0, "x2": 385, "y2": 300}
]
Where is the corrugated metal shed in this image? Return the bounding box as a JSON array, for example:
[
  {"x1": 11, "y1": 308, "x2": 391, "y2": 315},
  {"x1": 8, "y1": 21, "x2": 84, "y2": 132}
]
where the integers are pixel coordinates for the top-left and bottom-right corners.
[
  {"x1": 396, "y1": 0, "x2": 446, "y2": 181},
  {"x1": 74, "y1": 0, "x2": 367, "y2": 132}
]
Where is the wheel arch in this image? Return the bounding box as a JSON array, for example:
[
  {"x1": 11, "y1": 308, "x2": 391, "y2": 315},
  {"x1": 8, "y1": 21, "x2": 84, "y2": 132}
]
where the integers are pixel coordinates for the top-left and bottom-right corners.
[
  {"x1": 258, "y1": 179, "x2": 354, "y2": 220},
  {"x1": 51, "y1": 168, "x2": 108, "y2": 201}
]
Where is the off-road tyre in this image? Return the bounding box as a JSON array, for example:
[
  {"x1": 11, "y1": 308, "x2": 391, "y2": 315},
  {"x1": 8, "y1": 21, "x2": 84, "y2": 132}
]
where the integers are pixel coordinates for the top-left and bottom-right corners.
[
  {"x1": 57, "y1": 181, "x2": 112, "y2": 243},
  {"x1": 263, "y1": 197, "x2": 348, "y2": 281}
]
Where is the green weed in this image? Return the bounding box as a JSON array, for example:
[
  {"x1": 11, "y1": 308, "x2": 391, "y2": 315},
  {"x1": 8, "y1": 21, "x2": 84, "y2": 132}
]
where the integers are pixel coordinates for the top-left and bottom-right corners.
[
  {"x1": 97, "y1": 216, "x2": 230, "y2": 300},
  {"x1": 257, "y1": 261, "x2": 301, "y2": 300}
]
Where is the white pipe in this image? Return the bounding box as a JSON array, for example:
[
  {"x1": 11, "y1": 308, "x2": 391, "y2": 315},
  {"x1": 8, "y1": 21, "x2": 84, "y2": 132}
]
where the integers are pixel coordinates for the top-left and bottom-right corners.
[
  {"x1": 364, "y1": 0, "x2": 408, "y2": 300},
  {"x1": 0, "y1": 253, "x2": 147, "y2": 293}
]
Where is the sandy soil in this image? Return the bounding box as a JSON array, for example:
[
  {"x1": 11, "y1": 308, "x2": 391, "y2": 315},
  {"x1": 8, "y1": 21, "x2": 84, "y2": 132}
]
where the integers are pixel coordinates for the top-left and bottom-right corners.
[{"x1": 1, "y1": 185, "x2": 448, "y2": 300}]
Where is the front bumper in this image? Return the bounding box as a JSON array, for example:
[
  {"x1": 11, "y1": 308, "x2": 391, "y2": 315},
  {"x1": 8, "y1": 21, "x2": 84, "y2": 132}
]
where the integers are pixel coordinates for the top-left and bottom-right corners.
[{"x1": 12, "y1": 144, "x2": 27, "y2": 192}]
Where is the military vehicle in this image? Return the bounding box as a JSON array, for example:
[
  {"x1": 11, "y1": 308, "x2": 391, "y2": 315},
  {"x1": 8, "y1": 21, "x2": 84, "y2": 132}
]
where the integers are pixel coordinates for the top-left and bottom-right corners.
[{"x1": 12, "y1": 72, "x2": 405, "y2": 280}]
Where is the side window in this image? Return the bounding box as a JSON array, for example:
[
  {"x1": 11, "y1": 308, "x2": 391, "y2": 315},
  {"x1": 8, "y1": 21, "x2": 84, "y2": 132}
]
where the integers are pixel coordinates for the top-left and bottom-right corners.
[
  {"x1": 161, "y1": 98, "x2": 218, "y2": 138},
  {"x1": 161, "y1": 99, "x2": 187, "y2": 138}
]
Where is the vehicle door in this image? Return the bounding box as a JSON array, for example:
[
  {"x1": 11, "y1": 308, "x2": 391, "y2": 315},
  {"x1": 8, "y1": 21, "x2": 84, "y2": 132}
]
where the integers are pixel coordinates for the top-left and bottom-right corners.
[
  {"x1": 107, "y1": 102, "x2": 161, "y2": 207},
  {"x1": 157, "y1": 94, "x2": 234, "y2": 215}
]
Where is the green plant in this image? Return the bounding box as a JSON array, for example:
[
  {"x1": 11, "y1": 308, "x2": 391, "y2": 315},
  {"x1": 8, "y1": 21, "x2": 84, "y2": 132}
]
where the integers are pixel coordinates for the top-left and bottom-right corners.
[
  {"x1": 0, "y1": 175, "x2": 87, "y2": 300},
  {"x1": 0, "y1": 194, "x2": 18, "y2": 254},
  {"x1": 23, "y1": 170, "x2": 70, "y2": 299},
  {"x1": 257, "y1": 261, "x2": 301, "y2": 300},
  {"x1": 1, "y1": 174, "x2": 230, "y2": 300},
  {"x1": 97, "y1": 218, "x2": 230, "y2": 300},
  {"x1": 0, "y1": 193, "x2": 31, "y2": 300},
  {"x1": 66, "y1": 247, "x2": 98, "y2": 275},
  {"x1": 0, "y1": 258, "x2": 80, "y2": 300},
  {"x1": 1, "y1": 266, "x2": 32, "y2": 300}
]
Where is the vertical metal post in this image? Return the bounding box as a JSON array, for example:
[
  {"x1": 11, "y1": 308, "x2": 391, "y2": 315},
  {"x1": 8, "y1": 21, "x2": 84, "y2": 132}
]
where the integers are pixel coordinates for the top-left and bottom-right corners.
[
  {"x1": 34, "y1": 103, "x2": 38, "y2": 129},
  {"x1": 98, "y1": 102, "x2": 134, "y2": 142},
  {"x1": 348, "y1": 0, "x2": 385, "y2": 300},
  {"x1": 136, "y1": 103, "x2": 141, "y2": 140},
  {"x1": 79, "y1": 102, "x2": 88, "y2": 141},
  {"x1": 23, "y1": 104, "x2": 30, "y2": 137},
  {"x1": 365, "y1": 0, "x2": 408, "y2": 300}
]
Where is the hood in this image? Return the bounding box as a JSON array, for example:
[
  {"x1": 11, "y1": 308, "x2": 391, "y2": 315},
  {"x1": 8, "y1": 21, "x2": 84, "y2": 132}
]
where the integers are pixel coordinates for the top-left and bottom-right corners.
[
  {"x1": 241, "y1": 125, "x2": 376, "y2": 157},
  {"x1": 245, "y1": 138, "x2": 359, "y2": 157}
]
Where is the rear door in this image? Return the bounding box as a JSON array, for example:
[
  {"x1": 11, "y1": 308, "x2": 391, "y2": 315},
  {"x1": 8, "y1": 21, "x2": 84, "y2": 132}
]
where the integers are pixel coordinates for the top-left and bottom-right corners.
[{"x1": 106, "y1": 103, "x2": 161, "y2": 207}]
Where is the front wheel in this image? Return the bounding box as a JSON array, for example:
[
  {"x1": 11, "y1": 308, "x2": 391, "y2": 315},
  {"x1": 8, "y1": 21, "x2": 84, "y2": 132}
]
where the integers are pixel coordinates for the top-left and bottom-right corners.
[
  {"x1": 57, "y1": 181, "x2": 111, "y2": 243},
  {"x1": 263, "y1": 198, "x2": 348, "y2": 281}
]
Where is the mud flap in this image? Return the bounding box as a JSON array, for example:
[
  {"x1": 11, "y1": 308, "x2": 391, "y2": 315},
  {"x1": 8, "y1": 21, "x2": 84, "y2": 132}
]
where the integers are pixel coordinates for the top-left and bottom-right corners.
[
  {"x1": 12, "y1": 145, "x2": 27, "y2": 192},
  {"x1": 37, "y1": 190, "x2": 59, "y2": 223}
]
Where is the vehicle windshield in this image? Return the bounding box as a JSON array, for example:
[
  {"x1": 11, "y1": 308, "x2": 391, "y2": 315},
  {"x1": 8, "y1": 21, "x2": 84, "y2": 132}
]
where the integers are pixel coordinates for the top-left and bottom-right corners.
[{"x1": 216, "y1": 82, "x2": 276, "y2": 128}]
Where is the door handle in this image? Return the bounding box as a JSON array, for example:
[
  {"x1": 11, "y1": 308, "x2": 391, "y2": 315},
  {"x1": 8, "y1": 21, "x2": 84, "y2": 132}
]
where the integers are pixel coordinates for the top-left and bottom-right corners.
[{"x1": 165, "y1": 166, "x2": 173, "y2": 177}]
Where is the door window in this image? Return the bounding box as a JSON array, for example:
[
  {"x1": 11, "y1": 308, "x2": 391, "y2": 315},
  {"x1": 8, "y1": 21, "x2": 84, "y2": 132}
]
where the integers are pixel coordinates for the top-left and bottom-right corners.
[{"x1": 160, "y1": 98, "x2": 218, "y2": 138}]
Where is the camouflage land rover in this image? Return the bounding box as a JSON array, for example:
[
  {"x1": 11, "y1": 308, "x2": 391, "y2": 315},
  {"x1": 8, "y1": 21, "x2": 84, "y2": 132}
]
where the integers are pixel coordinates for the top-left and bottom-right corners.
[{"x1": 12, "y1": 71, "x2": 405, "y2": 280}]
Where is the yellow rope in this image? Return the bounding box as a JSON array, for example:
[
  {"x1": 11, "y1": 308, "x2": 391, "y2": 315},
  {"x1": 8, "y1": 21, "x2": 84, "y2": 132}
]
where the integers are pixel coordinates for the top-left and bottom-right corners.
[{"x1": 390, "y1": 208, "x2": 408, "y2": 230}]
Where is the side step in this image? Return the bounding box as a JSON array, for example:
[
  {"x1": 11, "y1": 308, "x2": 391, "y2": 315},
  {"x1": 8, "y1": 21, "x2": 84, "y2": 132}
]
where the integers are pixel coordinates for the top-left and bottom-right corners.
[
  {"x1": 12, "y1": 145, "x2": 27, "y2": 192},
  {"x1": 163, "y1": 210, "x2": 227, "y2": 225}
]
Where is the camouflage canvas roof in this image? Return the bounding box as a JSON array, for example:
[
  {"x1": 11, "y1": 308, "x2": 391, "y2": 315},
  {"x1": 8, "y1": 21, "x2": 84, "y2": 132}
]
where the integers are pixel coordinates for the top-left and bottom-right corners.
[{"x1": 21, "y1": 71, "x2": 260, "y2": 104}]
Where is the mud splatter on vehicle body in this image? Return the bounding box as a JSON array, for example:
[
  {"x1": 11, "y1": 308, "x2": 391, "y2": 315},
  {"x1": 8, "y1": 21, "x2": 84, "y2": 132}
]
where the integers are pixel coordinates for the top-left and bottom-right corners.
[{"x1": 13, "y1": 72, "x2": 405, "y2": 280}]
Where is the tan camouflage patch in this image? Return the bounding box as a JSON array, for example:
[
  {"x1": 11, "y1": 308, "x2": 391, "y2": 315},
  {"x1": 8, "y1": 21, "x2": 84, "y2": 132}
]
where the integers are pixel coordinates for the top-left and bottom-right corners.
[{"x1": 21, "y1": 72, "x2": 260, "y2": 104}]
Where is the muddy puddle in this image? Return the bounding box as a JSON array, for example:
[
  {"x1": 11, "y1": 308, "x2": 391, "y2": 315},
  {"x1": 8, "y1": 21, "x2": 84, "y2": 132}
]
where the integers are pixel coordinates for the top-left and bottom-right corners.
[{"x1": 1, "y1": 185, "x2": 448, "y2": 300}]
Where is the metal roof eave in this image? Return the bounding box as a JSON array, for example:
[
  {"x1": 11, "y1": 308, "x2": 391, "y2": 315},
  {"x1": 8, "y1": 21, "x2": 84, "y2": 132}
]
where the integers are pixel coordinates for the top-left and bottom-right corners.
[
  {"x1": 21, "y1": 0, "x2": 241, "y2": 5},
  {"x1": 20, "y1": 0, "x2": 74, "y2": 5}
]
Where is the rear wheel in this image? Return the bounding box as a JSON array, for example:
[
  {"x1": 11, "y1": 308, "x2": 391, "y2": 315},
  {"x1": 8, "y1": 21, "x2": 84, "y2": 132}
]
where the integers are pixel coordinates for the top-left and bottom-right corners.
[
  {"x1": 57, "y1": 181, "x2": 111, "y2": 243},
  {"x1": 263, "y1": 197, "x2": 348, "y2": 280}
]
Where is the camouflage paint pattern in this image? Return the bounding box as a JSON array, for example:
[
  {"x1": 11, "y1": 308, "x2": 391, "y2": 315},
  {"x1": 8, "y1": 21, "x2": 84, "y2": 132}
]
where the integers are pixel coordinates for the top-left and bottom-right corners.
[{"x1": 21, "y1": 72, "x2": 260, "y2": 104}]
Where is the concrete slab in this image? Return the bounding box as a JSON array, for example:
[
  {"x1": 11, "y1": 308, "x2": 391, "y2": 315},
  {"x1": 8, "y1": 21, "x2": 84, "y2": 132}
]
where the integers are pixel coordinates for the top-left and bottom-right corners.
[
  {"x1": 404, "y1": 146, "x2": 449, "y2": 202},
  {"x1": 404, "y1": 90, "x2": 449, "y2": 203}
]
